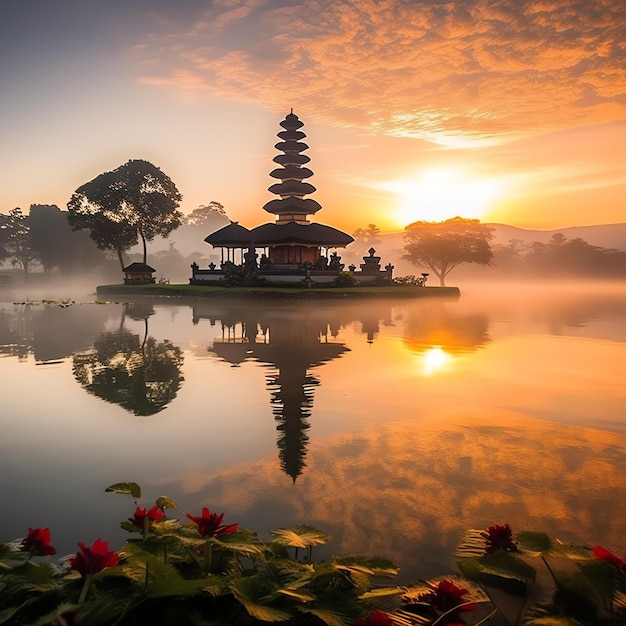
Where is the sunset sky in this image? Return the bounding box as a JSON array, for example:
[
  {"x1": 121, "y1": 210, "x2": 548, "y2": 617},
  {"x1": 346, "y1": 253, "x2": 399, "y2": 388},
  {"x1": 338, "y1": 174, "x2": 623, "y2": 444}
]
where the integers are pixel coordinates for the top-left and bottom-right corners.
[{"x1": 2, "y1": 0, "x2": 624, "y2": 233}]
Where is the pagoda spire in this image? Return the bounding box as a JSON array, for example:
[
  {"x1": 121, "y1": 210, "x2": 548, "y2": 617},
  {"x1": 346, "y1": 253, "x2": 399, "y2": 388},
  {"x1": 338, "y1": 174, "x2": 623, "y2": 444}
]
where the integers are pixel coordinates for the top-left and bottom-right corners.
[{"x1": 263, "y1": 111, "x2": 322, "y2": 224}]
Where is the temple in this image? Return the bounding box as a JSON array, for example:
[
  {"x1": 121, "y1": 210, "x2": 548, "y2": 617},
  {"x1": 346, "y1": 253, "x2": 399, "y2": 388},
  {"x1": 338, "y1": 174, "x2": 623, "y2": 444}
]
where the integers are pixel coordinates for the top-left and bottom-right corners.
[{"x1": 190, "y1": 111, "x2": 394, "y2": 286}]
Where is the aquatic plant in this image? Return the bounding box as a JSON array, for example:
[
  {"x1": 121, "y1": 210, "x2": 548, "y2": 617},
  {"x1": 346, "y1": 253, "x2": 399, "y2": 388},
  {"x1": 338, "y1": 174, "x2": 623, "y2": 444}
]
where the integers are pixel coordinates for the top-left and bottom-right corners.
[{"x1": 1, "y1": 485, "x2": 625, "y2": 625}]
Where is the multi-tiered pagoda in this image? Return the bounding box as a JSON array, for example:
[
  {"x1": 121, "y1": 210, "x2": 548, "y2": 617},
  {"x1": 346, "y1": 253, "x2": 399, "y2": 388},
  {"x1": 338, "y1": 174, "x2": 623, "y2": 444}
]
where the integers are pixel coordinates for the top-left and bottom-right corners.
[{"x1": 191, "y1": 111, "x2": 394, "y2": 285}]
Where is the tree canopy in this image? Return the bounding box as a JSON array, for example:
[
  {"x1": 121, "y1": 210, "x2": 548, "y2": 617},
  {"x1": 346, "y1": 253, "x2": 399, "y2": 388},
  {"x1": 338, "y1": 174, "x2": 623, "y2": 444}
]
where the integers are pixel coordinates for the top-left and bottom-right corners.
[
  {"x1": 67, "y1": 159, "x2": 183, "y2": 269},
  {"x1": 403, "y1": 217, "x2": 494, "y2": 286},
  {"x1": 0, "y1": 208, "x2": 39, "y2": 276}
]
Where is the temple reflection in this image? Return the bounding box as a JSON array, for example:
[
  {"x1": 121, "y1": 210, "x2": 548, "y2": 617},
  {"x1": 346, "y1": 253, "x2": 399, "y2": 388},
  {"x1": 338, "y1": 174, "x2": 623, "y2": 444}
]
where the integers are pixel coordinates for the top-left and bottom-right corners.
[
  {"x1": 72, "y1": 302, "x2": 184, "y2": 416},
  {"x1": 196, "y1": 303, "x2": 351, "y2": 480}
]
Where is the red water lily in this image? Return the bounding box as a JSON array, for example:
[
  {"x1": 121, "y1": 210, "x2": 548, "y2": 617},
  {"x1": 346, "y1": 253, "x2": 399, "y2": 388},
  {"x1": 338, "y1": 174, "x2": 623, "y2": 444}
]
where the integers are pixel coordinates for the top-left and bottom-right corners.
[
  {"x1": 482, "y1": 523, "x2": 517, "y2": 553},
  {"x1": 593, "y1": 545, "x2": 626, "y2": 571},
  {"x1": 21, "y1": 527, "x2": 56, "y2": 556},
  {"x1": 184, "y1": 507, "x2": 238, "y2": 537},
  {"x1": 418, "y1": 579, "x2": 476, "y2": 614},
  {"x1": 355, "y1": 609, "x2": 393, "y2": 625},
  {"x1": 69, "y1": 539, "x2": 119, "y2": 578},
  {"x1": 128, "y1": 505, "x2": 165, "y2": 530}
]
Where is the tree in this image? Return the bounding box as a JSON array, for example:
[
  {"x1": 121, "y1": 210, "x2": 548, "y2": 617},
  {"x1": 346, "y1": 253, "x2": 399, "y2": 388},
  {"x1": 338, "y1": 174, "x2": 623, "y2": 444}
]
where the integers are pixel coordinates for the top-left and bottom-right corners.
[
  {"x1": 352, "y1": 223, "x2": 381, "y2": 248},
  {"x1": 0, "y1": 208, "x2": 39, "y2": 276},
  {"x1": 185, "y1": 201, "x2": 227, "y2": 225},
  {"x1": 403, "y1": 217, "x2": 494, "y2": 286},
  {"x1": 67, "y1": 159, "x2": 183, "y2": 269},
  {"x1": 28, "y1": 204, "x2": 106, "y2": 274}
]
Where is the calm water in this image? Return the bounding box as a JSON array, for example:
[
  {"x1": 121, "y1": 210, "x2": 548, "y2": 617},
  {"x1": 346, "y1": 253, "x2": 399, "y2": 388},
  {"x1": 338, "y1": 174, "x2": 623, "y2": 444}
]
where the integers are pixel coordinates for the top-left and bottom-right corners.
[{"x1": 1, "y1": 282, "x2": 625, "y2": 582}]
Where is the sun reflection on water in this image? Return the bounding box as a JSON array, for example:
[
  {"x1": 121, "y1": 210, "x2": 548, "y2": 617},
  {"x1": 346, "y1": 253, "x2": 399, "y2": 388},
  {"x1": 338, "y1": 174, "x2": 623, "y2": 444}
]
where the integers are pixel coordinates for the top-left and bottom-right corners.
[{"x1": 421, "y1": 346, "x2": 452, "y2": 375}]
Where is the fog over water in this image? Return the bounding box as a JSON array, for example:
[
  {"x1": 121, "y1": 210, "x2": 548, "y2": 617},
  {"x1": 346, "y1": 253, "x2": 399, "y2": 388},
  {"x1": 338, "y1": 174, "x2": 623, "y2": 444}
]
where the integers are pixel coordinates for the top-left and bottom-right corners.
[{"x1": 1, "y1": 279, "x2": 625, "y2": 582}]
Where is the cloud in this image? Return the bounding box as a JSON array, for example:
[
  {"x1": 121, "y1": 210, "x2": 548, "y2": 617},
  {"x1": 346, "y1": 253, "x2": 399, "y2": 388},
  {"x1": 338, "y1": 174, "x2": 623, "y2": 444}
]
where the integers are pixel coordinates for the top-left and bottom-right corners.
[{"x1": 135, "y1": 0, "x2": 626, "y2": 145}]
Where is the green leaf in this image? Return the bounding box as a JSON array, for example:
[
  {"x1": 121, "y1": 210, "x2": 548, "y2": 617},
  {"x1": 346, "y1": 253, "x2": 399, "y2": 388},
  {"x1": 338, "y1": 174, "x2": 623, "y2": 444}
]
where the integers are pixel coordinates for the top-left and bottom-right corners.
[
  {"x1": 517, "y1": 531, "x2": 552, "y2": 554},
  {"x1": 358, "y1": 587, "x2": 404, "y2": 600},
  {"x1": 120, "y1": 521, "x2": 140, "y2": 533},
  {"x1": 298, "y1": 606, "x2": 353, "y2": 626},
  {"x1": 332, "y1": 555, "x2": 399, "y2": 578},
  {"x1": 455, "y1": 528, "x2": 488, "y2": 559},
  {"x1": 579, "y1": 561, "x2": 621, "y2": 612},
  {"x1": 0, "y1": 544, "x2": 31, "y2": 570},
  {"x1": 105, "y1": 482, "x2": 141, "y2": 498},
  {"x1": 276, "y1": 588, "x2": 317, "y2": 602},
  {"x1": 155, "y1": 495, "x2": 178, "y2": 510},
  {"x1": 270, "y1": 526, "x2": 329, "y2": 549},
  {"x1": 459, "y1": 553, "x2": 535, "y2": 594},
  {"x1": 229, "y1": 576, "x2": 293, "y2": 622},
  {"x1": 551, "y1": 541, "x2": 594, "y2": 561}
]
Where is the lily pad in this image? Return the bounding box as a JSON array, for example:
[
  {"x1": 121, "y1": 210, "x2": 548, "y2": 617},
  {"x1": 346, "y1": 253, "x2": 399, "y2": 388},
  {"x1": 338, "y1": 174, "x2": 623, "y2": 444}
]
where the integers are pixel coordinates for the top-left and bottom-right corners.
[{"x1": 105, "y1": 482, "x2": 141, "y2": 498}]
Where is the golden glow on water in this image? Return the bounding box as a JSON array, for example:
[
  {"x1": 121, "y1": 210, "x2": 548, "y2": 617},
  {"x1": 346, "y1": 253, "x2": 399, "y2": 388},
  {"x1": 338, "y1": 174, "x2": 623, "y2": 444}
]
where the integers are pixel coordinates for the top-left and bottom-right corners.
[
  {"x1": 1, "y1": 286, "x2": 625, "y2": 579},
  {"x1": 420, "y1": 346, "x2": 452, "y2": 375}
]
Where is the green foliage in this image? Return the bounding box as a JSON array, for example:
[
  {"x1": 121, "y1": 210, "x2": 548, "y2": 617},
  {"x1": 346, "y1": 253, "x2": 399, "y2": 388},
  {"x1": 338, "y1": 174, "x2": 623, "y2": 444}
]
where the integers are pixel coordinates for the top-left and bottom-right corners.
[
  {"x1": 1, "y1": 485, "x2": 400, "y2": 625},
  {"x1": 5, "y1": 492, "x2": 626, "y2": 626},
  {"x1": 333, "y1": 271, "x2": 357, "y2": 287}
]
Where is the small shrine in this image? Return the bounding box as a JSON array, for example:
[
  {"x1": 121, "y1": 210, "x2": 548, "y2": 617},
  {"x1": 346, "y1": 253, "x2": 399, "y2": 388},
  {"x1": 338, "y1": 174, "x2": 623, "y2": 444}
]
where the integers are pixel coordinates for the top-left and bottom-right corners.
[
  {"x1": 190, "y1": 111, "x2": 393, "y2": 286},
  {"x1": 123, "y1": 262, "x2": 156, "y2": 284}
]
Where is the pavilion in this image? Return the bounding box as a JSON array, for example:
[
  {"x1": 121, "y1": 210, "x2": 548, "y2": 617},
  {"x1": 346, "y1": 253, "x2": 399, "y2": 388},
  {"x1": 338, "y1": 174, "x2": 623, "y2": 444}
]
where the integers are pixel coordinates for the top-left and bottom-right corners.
[{"x1": 190, "y1": 111, "x2": 393, "y2": 286}]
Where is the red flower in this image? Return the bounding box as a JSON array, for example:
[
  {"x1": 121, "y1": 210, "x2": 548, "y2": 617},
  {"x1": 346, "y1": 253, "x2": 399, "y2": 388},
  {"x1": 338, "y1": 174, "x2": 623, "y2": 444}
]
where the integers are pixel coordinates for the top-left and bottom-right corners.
[
  {"x1": 128, "y1": 505, "x2": 165, "y2": 530},
  {"x1": 184, "y1": 507, "x2": 238, "y2": 537},
  {"x1": 593, "y1": 545, "x2": 626, "y2": 571},
  {"x1": 418, "y1": 579, "x2": 476, "y2": 614},
  {"x1": 69, "y1": 539, "x2": 119, "y2": 578},
  {"x1": 355, "y1": 609, "x2": 392, "y2": 625},
  {"x1": 481, "y1": 523, "x2": 517, "y2": 554},
  {"x1": 21, "y1": 527, "x2": 56, "y2": 556}
]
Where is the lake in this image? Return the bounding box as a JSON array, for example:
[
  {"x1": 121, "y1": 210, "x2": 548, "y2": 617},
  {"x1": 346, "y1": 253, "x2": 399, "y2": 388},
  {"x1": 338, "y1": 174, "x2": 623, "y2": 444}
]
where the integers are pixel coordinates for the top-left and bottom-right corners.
[{"x1": 1, "y1": 281, "x2": 625, "y2": 583}]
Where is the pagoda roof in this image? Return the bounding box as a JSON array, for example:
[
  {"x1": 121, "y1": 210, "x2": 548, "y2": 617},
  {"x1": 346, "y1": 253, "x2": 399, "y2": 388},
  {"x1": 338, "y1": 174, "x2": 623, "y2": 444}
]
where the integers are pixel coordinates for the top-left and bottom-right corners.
[
  {"x1": 263, "y1": 197, "x2": 322, "y2": 215},
  {"x1": 280, "y1": 112, "x2": 304, "y2": 130},
  {"x1": 270, "y1": 166, "x2": 313, "y2": 180},
  {"x1": 277, "y1": 129, "x2": 306, "y2": 141},
  {"x1": 274, "y1": 140, "x2": 309, "y2": 153},
  {"x1": 273, "y1": 153, "x2": 310, "y2": 166},
  {"x1": 204, "y1": 222, "x2": 252, "y2": 247},
  {"x1": 250, "y1": 222, "x2": 354, "y2": 247},
  {"x1": 268, "y1": 180, "x2": 316, "y2": 196}
]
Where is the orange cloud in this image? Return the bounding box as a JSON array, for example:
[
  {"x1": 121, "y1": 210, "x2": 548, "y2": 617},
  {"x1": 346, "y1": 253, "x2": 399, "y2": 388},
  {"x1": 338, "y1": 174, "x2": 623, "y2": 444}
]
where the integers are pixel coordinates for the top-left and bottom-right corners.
[{"x1": 135, "y1": 0, "x2": 626, "y2": 144}]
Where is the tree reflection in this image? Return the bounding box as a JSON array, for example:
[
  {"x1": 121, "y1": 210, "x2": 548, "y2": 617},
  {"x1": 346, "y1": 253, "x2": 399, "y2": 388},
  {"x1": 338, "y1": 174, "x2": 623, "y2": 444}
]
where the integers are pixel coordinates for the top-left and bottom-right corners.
[{"x1": 73, "y1": 304, "x2": 184, "y2": 416}]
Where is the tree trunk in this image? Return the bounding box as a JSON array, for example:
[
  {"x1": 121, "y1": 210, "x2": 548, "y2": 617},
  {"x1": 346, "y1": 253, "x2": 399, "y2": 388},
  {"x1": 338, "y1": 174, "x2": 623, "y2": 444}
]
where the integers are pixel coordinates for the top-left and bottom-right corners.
[
  {"x1": 140, "y1": 231, "x2": 147, "y2": 264},
  {"x1": 116, "y1": 248, "x2": 125, "y2": 270}
]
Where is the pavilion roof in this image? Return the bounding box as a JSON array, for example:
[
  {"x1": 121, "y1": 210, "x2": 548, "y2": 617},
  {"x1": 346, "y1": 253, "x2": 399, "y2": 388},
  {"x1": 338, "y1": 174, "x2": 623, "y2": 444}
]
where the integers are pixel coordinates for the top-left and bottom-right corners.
[
  {"x1": 204, "y1": 222, "x2": 252, "y2": 247},
  {"x1": 249, "y1": 222, "x2": 354, "y2": 247}
]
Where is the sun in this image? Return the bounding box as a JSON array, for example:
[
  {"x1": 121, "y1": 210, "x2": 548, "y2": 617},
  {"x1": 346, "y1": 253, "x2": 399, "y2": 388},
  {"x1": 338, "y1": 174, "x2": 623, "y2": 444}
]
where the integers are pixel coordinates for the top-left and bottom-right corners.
[{"x1": 379, "y1": 168, "x2": 502, "y2": 227}]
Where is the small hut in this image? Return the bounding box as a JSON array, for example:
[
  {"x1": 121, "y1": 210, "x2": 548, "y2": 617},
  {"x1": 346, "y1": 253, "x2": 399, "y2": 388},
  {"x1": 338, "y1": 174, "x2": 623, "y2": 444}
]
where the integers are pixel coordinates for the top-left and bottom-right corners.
[{"x1": 123, "y1": 262, "x2": 156, "y2": 284}]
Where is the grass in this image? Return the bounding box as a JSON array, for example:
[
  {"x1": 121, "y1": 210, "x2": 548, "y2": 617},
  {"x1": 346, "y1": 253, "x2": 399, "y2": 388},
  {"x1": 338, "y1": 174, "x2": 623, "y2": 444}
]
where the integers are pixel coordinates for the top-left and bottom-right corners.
[{"x1": 96, "y1": 283, "x2": 461, "y2": 300}]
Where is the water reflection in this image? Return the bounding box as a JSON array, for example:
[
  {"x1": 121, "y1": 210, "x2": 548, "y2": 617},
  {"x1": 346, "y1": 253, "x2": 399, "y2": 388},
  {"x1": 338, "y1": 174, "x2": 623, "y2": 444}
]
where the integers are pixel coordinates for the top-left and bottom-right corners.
[
  {"x1": 403, "y1": 299, "x2": 490, "y2": 355},
  {"x1": 72, "y1": 303, "x2": 184, "y2": 416},
  {"x1": 2, "y1": 285, "x2": 626, "y2": 580},
  {"x1": 0, "y1": 301, "x2": 112, "y2": 361},
  {"x1": 196, "y1": 303, "x2": 350, "y2": 480}
]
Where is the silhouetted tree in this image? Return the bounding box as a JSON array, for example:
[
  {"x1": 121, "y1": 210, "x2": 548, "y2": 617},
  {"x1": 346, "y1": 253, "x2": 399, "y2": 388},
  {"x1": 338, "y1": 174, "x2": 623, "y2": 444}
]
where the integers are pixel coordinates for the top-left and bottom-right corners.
[
  {"x1": 185, "y1": 202, "x2": 227, "y2": 225},
  {"x1": 1, "y1": 208, "x2": 39, "y2": 276},
  {"x1": 403, "y1": 217, "x2": 494, "y2": 286},
  {"x1": 352, "y1": 223, "x2": 381, "y2": 247},
  {"x1": 28, "y1": 204, "x2": 105, "y2": 274},
  {"x1": 67, "y1": 159, "x2": 183, "y2": 269}
]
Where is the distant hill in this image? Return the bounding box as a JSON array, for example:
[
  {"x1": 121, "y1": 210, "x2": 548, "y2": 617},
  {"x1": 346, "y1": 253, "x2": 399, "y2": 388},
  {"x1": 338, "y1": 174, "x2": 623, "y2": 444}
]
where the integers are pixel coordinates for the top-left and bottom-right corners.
[
  {"x1": 350, "y1": 223, "x2": 626, "y2": 276},
  {"x1": 484, "y1": 223, "x2": 626, "y2": 251}
]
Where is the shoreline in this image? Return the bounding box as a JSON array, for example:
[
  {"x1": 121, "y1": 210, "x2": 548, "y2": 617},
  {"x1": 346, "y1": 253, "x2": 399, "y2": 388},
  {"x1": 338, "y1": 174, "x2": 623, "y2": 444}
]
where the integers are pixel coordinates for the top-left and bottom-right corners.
[{"x1": 95, "y1": 283, "x2": 461, "y2": 300}]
